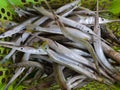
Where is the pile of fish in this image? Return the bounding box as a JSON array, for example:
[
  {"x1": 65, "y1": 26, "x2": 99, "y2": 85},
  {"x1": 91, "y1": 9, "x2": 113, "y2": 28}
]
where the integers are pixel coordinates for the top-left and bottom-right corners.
[{"x1": 0, "y1": 0, "x2": 120, "y2": 90}]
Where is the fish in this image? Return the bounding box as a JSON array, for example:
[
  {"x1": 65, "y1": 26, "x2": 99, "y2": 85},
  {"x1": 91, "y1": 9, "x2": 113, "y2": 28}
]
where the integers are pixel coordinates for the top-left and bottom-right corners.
[
  {"x1": 0, "y1": 16, "x2": 39, "y2": 38},
  {"x1": 34, "y1": 6, "x2": 96, "y2": 35},
  {"x1": 93, "y1": 0, "x2": 116, "y2": 74},
  {"x1": 47, "y1": 49, "x2": 103, "y2": 82},
  {"x1": 69, "y1": 15, "x2": 120, "y2": 25},
  {"x1": 33, "y1": 0, "x2": 80, "y2": 26},
  {"x1": 0, "y1": 42, "x2": 47, "y2": 55}
]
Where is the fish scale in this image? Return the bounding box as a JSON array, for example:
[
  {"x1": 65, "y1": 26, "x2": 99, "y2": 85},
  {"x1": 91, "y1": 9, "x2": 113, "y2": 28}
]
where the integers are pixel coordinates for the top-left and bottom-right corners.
[
  {"x1": 0, "y1": 0, "x2": 119, "y2": 90},
  {"x1": 0, "y1": 1, "x2": 75, "y2": 90}
]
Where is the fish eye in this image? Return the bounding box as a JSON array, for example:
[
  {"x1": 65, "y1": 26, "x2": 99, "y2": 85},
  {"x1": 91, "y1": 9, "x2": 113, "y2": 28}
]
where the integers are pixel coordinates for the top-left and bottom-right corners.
[
  {"x1": 39, "y1": 49, "x2": 41, "y2": 52},
  {"x1": 8, "y1": 22, "x2": 12, "y2": 25},
  {"x1": 21, "y1": 47, "x2": 23, "y2": 50},
  {"x1": 101, "y1": 18, "x2": 104, "y2": 21},
  {"x1": 16, "y1": 8, "x2": 21, "y2": 11}
]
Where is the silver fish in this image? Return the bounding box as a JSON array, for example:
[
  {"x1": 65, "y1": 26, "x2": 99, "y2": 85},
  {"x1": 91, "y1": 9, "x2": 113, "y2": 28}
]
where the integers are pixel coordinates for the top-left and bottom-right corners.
[
  {"x1": 47, "y1": 49, "x2": 103, "y2": 81},
  {"x1": 0, "y1": 43, "x2": 47, "y2": 55},
  {"x1": 56, "y1": 0, "x2": 80, "y2": 14},
  {"x1": 34, "y1": 6, "x2": 95, "y2": 35},
  {"x1": 1, "y1": 32, "x2": 30, "y2": 63},
  {"x1": 93, "y1": 2, "x2": 115, "y2": 74},
  {"x1": 0, "y1": 17, "x2": 39, "y2": 38}
]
